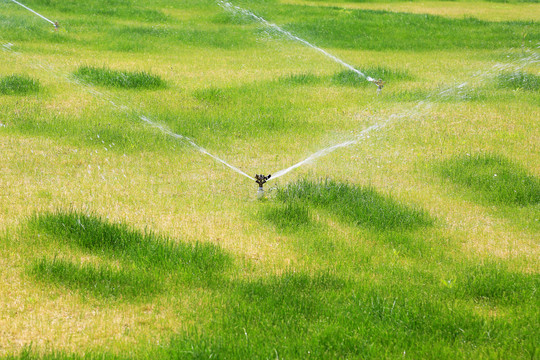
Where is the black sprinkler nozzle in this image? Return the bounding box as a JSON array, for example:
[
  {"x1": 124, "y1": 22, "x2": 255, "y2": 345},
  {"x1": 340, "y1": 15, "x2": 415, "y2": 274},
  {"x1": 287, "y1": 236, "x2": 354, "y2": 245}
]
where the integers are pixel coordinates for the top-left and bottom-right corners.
[
  {"x1": 255, "y1": 174, "x2": 271, "y2": 188},
  {"x1": 375, "y1": 79, "x2": 385, "y2": 93}
]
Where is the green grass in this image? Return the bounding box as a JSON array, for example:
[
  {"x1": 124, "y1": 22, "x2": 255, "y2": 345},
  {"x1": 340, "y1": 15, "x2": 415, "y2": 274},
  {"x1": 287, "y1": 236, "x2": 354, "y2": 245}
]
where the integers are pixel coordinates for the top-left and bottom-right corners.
[
  {"x1": 497, "y1": 71, "x2": 540, "y2": 91},
  {"x1": 26, "y1": 210, "x2": 232, "y2": 298},
  {"x1": 331, "y1": 66, "x2": 413, "y2": 87},
  {"x1": 29, "y1": 210, "x2": 231, "y2": 274},
  {"x1": 1, "y1": 0, "x2": 539, "y2": 358},
  {"x1": 455, "y1": 262, "x2": 539, "y2": 304},
  {"x1": 0, "y1": 74, "x2": 40, "y2": 95},
  {"x1": 250, "y1": 4, "x2": 539, "y2": 51},
  {"x1": 278, "y1": 72, "x2": 322, "y2": 85},
  {"x1": 30, "y1": 257, "x2": 159, "y2": 299},
  {"x1": 275, "y1": 179, "x2": 433, "y2": 230},
  {"x1": 73, "y1": 66, "x2": 166, "y2": 89},
  {"x1": 262, "y1": 201, "x2": 312, "y2": 229},
  {"x1": 436, "y1": 153, "x2": 540, "y2": 206}
]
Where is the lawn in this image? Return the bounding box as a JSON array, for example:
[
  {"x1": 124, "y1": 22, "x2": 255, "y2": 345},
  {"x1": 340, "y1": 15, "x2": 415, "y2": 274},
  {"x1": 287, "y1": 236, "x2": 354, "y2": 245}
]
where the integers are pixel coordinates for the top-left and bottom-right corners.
[{"x1": 0, "y1": 0, "x2": 538, "y2": 358}]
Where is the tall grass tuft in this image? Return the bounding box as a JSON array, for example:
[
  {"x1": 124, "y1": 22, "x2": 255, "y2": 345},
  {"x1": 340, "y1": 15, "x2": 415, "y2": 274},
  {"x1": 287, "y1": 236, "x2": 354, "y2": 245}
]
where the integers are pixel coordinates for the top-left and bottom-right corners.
[
  {"x1": 73, "y1": 66, "x2": 166, "y2": 89},
  {"x1": 332, "y1": 66, "x2": 413, "y2": 87},
  {"x1": 436, "y1": 153, "x2": 540, "y2": 206},
  {"x1": 0, "y1": 74, "x2": 40, "y2": 95},
  {"x1": 28, "y1": 210, "x2": 231, "y2": 275},
  {"x1": 497, "y1": 71, "x2": 540, "y2": 91},
  {"x1": 276, "y1": 179, "x2": 433, "y2": 230},
  {"x1": 30, "y1": 257, "x2": 159, "y2": 299},
  {"x1": 279, "y1": 72, "x2": 321, "y2": 86},
  {"x1": 455, "y1": 262, "x2": 540, "y2": 304}
]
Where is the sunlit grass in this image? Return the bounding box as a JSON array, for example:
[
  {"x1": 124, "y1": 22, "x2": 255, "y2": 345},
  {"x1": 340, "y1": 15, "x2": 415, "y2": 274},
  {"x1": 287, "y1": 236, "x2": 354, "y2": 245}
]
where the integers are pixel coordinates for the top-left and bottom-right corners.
[{"x1": 0, "y1": 0, "x2": 538, "y2": 358}]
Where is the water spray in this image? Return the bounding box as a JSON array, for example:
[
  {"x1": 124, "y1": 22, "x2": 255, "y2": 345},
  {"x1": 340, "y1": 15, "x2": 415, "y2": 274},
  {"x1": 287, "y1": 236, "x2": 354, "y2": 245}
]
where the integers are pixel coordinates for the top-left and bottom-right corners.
[
  {"x1": 218, "y1": 0, "x2": 382, "y2": 91},
  {"x1": 8, "y1": 0, "x2": 58, "y2": 30},
  {"x1": 255, "y1": 174, "x2": 271, "y2": 198}
]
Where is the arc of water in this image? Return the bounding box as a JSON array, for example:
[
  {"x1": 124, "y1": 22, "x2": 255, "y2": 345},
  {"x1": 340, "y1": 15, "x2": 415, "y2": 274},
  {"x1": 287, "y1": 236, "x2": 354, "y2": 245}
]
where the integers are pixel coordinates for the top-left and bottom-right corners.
[
  {"x1": 217, "y1": 0, "x2": 376, "y2": 83},
  {"x1": 8, "y1": 0, "x2": 56, "y2": 27},
  {"x1": 138, "y1": 116, "x2": 253, "y2": 180},
  {"x1": 1, "y1": 39, "x2": 254, "y2": 182},
  {"x1": 270, "y1": 123, "x2": 383, "y2": 180}
]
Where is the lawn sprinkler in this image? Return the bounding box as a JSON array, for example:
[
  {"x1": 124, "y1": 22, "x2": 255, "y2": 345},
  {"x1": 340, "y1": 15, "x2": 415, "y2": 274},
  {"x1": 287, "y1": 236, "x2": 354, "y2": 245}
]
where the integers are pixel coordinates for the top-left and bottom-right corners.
[
  {"x1": 255, "y1": 174, "x2": 271, "y2": 198},
  {"x1": 374, "y1": 79, "x2": 385, "y2": 95},
  {"x1": 54, "y1": 21, "x2": 59, "y2": 31}
]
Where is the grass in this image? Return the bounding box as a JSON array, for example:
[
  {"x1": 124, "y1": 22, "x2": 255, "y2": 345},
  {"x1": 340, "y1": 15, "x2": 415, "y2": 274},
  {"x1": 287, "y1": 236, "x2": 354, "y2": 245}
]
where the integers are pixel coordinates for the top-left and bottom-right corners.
[
  {"x1": 0, "y1": 0, "x2": 539, "y2": 358},
  {"x1": 73, "y1": 66, "x2": 166, "y2": 89},
  {"x1": 29, "y1": 210, "x2": 231, "y2": 275},
  {"x1": 455, "y1": 262, "x2": 539, "y2": 304},
  {"x1": 0, "y1": 74, "x2": 40, "y2": 95},
  {"x1": 436, "y1": 153, "x2": 540, "y2": 206},
  {"x1": 30, "y1": 257, "x2": 160, "y2": 299},
  {"x1": 252, "y1": 4, "x2": 539, "y2": 51},
  {"x1": 497, "y1": 71, "x2": 540, "y2": 91},
  {"x1": 26, "y1": 210, "x2": 231, "y2": 299},
  {"x1": 331, "y1": 66, "x2": 413, "y2": 87},
  {"x1": 261, "y1": 201, "x2": 312, "y2": 229},
  {"x1": 275, "y1": 179, "x2": 433, "y2": 230}
]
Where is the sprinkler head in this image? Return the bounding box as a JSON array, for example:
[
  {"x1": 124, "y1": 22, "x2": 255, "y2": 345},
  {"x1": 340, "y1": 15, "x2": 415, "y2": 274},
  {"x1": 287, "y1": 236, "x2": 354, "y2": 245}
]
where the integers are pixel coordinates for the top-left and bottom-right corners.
[
  {"x1": 374, "y1": 79, "x2": 385, "y2": 95},
  {"x1": 255, "y1": 174, "x2": 271, "y2": 188},
  {"x1": 54, "y1": 22, "x2": 59, "y2": 31}
]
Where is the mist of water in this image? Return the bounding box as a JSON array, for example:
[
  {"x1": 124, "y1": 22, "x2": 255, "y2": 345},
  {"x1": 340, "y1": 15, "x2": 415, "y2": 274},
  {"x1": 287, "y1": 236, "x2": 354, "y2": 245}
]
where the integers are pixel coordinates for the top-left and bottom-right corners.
[{"x1": 269, "y1": 109, "x2": 421, "y2": 181}]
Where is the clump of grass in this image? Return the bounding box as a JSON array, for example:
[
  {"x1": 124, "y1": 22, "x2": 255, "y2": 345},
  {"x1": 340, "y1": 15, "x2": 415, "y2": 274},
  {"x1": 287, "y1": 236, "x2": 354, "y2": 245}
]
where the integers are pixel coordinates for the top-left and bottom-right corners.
[
  {"x1": 0, "y1": 74, "x2": 40, "y2": 95},
  {"x1": 436, "y1": 153, "x2": 540, "y2": 206},
  {"x1": 331, "y1": 66, "x2": 413, "y2": 87},
  {"x1": 30, "y1": 257, "x2": 158, "y2": 299},
  {"x1": 276, "y1": 179, "x2": 433, "y2": 230},
  {"x1": 193, "y1": 87, "x2": 229, "y2": 103},
  {"x1": 455, "y1": 262, "x2": 539, "y2": 304},
  {"x1": 73, "y1": 66, "x2": 166, "y2": 89},
  {"x1": 497, "y1": 71, "x2": 540, "y2": 91},
  {"x1": 26, "y1": 210, "x2": 232, "y2": 299},
  {"x1": 28, "y1": 210, "x2": 231, "y2": 275},
  {"x1": 279, "y1": 72, "x2": 321, "y2": 85}
]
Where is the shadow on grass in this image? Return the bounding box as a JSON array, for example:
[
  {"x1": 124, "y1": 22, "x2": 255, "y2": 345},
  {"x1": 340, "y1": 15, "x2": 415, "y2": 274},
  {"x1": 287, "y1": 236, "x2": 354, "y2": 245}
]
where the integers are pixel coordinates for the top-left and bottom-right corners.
[
  {"x1": 27, "y1": 210, "x2": 231, "y2": 299},
  {"x1": 435, "y1": 153, "x2": 540, "y2": 206}
]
